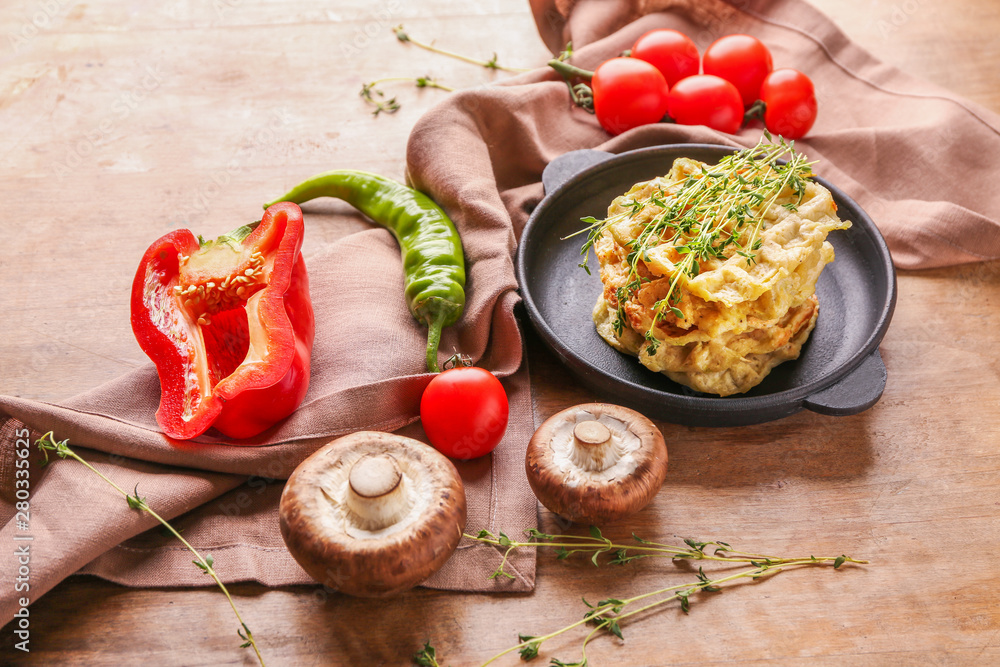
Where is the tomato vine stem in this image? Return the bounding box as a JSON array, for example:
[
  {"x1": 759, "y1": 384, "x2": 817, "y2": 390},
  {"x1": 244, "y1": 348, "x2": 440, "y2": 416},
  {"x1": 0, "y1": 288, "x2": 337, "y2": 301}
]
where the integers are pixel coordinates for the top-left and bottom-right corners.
[{"x1": 547, "y1": 58, "x2": 596, "y2": 112}]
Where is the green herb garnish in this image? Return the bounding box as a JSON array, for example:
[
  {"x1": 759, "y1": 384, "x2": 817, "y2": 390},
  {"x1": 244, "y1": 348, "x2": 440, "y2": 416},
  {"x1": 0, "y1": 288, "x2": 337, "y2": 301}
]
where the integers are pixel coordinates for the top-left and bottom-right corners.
[
  {"x1": 36, "y1": 432, "x2": 265, "y2": 666},
  {"x1": 417, "y1": 527, "x2": 866, "y2": 666},
  {"x1": 569, "y1": 135, "x2": 815, "y2": 356}
]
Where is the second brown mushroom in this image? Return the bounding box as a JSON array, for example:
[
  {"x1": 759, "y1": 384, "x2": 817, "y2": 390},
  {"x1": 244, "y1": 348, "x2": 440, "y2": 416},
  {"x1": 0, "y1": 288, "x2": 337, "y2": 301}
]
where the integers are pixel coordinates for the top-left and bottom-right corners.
[{"x1": 525, "y1": 403, "x2": 668, "y2": 525}]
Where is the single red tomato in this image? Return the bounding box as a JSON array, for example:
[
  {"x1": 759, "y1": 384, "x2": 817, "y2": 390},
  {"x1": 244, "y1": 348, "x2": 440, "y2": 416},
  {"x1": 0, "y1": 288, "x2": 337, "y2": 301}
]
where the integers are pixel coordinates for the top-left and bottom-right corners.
[
  {"x1": 591, "y1": 57, "x2": 670, "y2": 135},
  {"x1": 759, "y1": 68, "x2": 818, "y2": 139},
  {"x1": 666, "y1": 75, "x2": 744, "y2": 134},
  {"x1": 702, "y1": 34, "x2": 773, "y2": 107},
  {"x1": 631, "y1": 29, "x2": 700, "y2": 87},
  {"x1": 420, "y1": 367, "x2": 509, "y2": 460}
]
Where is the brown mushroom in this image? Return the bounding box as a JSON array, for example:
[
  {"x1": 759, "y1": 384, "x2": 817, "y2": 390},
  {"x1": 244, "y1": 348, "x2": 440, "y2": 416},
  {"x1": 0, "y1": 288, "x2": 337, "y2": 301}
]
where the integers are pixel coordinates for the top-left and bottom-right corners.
[
  {"x1": 525, "y1": 403, "x2": 668, "y2": 525},
  {"x1": 279, "y1": 431, "x2": 466, "y2": 597}
]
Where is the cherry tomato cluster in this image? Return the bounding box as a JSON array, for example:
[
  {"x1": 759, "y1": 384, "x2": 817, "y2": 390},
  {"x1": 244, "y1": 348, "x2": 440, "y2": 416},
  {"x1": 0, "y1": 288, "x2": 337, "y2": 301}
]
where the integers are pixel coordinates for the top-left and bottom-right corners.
[{"x1": 581, "y1": 30, "x2": 817, "y2": 139}]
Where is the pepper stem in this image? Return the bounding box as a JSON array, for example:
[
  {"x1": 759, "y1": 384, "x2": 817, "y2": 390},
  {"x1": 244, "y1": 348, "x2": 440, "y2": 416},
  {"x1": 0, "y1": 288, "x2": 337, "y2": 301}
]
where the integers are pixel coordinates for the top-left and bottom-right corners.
[
  {"x1": 425, "y1": 309, "x2": 448, "y2": 373},
  {"x1": 210, "y1": 219, "x2": 261, "y2": 247}
]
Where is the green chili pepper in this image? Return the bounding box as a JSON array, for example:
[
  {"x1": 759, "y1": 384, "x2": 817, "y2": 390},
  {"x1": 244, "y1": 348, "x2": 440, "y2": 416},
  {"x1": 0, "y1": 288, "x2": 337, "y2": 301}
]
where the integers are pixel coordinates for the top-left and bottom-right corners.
[{"x1": 263, "y1": 170, "x2": 466, "y2": 373}]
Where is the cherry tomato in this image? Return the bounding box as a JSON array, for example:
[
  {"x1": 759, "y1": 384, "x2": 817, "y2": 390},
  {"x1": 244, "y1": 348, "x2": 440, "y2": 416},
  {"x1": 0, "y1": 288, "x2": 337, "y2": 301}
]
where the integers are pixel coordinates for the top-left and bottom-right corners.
[
  {"x1": 631, "y1": 29, "x2": 700, "y2": 87},
  {"x1": 702, "y1": 34, "x2": 773, "y2": 107},
  {"x1": 666, "y1": 75, "x2": 744, "y2": 134},
  {"x1": 759, "y1": 68, "x2": 818, "y2": 140},
  {"x1": 591, "y1": 57, "x2": 670, "y2": 136},
  {"x1": 420, "y1": 367, "x2": 509, "y2": 460}
]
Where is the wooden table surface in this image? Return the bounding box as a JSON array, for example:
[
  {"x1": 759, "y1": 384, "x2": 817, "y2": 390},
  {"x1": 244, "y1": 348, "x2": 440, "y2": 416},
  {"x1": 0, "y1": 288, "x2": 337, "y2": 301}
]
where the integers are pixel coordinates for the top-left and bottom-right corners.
[{"x1": 2, "y1": 0, "x2": 999, "y2": 665}]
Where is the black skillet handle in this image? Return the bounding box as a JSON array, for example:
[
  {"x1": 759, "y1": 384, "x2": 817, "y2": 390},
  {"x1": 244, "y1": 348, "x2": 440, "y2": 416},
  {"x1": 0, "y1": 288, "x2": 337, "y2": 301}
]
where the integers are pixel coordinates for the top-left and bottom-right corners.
[
  {"x1": 542, "y1": 149, "x2": 615, "y2": 195},
  {"x1": 802, "y1": 349, "x2": 887, "y2": 416}
]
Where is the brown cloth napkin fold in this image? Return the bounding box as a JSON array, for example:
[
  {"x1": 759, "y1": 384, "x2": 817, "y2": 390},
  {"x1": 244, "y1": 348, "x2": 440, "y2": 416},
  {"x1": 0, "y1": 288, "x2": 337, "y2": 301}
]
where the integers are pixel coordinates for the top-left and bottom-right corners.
[
  {"x1": 0, "y1": 146, "x2": 537, "y2": 622},
  {"x1": 0, "y1": 239, "x2": 537, "y2": 626},
  {"x1": 4, "y1": 0, "x2": 1000, "y2": 627}
]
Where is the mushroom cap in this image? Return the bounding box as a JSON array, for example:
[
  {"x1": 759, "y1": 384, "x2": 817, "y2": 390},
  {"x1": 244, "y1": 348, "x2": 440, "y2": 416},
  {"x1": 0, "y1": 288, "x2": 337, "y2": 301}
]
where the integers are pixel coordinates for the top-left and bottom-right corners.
[
  {"x1": 525, "y1": 403, "x2": 668, "y2": 525},
  {"x1": 279, "y1": 431, "x2": 467, "y2": 597}
]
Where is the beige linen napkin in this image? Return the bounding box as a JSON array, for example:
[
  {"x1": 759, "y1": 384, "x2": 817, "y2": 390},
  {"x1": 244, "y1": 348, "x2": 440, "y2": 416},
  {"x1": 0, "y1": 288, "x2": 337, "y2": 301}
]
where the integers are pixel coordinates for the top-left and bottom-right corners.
[{"x1": 4, "y1": 0, "x2": 1000, "y2": 626}]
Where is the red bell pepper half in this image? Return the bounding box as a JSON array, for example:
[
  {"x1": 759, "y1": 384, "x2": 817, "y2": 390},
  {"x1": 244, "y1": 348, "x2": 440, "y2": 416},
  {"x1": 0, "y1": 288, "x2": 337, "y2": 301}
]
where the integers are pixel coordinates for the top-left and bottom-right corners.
[{"x1": 130, "y1": 202, "x2": 314, "y2": 440}]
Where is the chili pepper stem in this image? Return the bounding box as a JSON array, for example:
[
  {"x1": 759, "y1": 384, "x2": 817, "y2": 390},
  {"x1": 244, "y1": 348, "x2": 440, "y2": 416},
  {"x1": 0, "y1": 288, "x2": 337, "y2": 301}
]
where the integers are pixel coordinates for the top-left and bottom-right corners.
[
  {"x1": 35, "y1": 432, "x2": 266, "y2": 667},
  {"x1": 425, "y1": 309, "x2": 448, "y2": 373}
]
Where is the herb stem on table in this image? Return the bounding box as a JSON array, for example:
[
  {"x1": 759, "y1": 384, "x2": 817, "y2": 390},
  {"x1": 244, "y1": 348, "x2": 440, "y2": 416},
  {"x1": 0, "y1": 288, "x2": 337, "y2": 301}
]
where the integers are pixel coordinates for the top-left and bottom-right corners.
[
  {"x1": 413, "y1": 526, "x2": 866, "y2": 666},
  {"x1": 393, "y1": 24, "x2": 529, "y2": 73},
  {"x1": 365, "y1": 26, "x2": 529, "y2": 116},
  {"x1": 35, "y1": 432, "x2": 265, "y2": 667},
  {"x1": 360, "y1": 77, "x2": 454, "y2": 116},
  {"x1": 468, "y1": 526, "x2": 864, "y2": 579},
  {"x1": 482, "y1": 561, "x2": 834, "y2": 666}
]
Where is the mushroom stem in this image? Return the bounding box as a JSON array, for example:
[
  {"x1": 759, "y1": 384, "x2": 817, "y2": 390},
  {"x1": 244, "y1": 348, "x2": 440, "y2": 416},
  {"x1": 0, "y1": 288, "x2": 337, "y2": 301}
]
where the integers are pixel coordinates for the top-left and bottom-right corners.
[
  {"x1": 569, "y1": 420, "x2": 625, "y2": 472},
  {"x1": 345, "y1": 454, "x2": 413, "y2": 531}
]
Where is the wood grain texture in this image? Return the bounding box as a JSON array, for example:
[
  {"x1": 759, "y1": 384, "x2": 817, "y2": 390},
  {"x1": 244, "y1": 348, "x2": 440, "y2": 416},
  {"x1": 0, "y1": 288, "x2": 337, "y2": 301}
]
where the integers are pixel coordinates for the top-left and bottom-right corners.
[{"x1": 1, "y1": 0, "x2": 999, "y2": 665}]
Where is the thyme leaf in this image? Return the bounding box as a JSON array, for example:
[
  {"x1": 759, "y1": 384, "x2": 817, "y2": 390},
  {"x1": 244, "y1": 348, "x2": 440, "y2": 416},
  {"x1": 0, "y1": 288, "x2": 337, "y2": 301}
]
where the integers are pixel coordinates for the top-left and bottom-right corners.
[
  {"x1": 359, "y1": 77, "x2": 453, "y2": 116},
  {"x1": 412, "y1": 641, "x2": 441, "y2": 667}
]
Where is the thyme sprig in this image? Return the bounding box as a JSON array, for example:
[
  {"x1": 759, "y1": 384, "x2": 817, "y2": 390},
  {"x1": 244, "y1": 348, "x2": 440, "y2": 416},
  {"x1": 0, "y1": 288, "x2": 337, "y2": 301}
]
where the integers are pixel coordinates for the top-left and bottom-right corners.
[
  {"x1": 572, "y1": 135, "x2": 815, "y2": 356},
  {"x1": 419, "y1": 526, "x2": 865, "y2": 666},
  {"x1": 393, "y1": 25, "x2": 529, "y2": 73},
  {"x1": 482, "y1": 559, "x2": 849, "y2": 666},
  {"x1": 360, "y1": 77, "x2": 454, "y2": 116},
  {"x1": 364, "y1": 25, "x2": 529, "y2": 116},
  {"x1": 36, "y1": 432, "x2": 265, "y2": 666},
  {"x1": 468, "y1": 526, "x2": 864, "y2": 580},
  {"x1": 412, "y1": 640, "x2": 442, "y2": 666}
]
